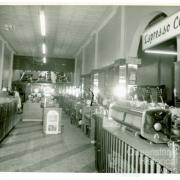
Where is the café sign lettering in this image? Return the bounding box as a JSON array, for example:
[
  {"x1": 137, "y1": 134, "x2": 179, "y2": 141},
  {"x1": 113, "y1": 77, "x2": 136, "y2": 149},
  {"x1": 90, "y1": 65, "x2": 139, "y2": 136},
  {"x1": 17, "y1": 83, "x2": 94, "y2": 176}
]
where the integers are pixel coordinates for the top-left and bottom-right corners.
[{"x1": 142, "y1": 11, "x2": 180, "y2": 50}]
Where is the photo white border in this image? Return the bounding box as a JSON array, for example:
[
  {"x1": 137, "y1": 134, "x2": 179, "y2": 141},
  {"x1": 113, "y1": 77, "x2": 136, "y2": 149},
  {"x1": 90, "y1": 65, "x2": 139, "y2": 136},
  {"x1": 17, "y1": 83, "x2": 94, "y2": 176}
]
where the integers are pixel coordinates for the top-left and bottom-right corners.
[{"x1": 0, "y1": 0, "x2": 180, "y2": 180}]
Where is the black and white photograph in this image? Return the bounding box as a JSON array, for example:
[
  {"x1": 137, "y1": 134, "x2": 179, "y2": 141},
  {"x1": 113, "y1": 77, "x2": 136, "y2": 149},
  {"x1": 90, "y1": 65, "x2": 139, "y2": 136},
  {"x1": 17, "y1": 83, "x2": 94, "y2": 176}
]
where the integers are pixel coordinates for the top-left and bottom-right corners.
[{"x1": 0, "y1": 0, "x2": 180, "y2": 178}]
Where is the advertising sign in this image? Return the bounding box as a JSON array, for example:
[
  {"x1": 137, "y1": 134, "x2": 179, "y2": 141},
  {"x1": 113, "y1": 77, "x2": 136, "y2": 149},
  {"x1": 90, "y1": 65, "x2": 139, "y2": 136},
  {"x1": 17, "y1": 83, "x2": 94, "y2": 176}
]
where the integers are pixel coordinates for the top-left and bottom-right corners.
[{"x1": 142, "y1": 11, "x2": 180, "y2": 50}]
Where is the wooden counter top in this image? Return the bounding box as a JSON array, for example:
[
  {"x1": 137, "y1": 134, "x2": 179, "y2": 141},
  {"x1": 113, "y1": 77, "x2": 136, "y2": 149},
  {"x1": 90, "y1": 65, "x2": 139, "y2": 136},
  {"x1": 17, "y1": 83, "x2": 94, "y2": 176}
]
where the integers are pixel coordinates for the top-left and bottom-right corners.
[{"x1": 0, "y1": 97, "x2": 17, "y2": 104}]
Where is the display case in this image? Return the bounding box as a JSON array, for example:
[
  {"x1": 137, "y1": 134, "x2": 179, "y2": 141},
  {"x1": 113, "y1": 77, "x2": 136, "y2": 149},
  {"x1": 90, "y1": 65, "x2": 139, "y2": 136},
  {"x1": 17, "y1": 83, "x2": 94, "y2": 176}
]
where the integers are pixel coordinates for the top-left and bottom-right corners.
[
  {"x1": 98, "y1": 70, "x2": 105, "y2": 104},
  {"x1": 92, "y1": 72, "x2": 99, "y2": 103},
  {"x1": 136, "y1": 85, "x2": 166, "y2": 103},
  {"x1": 58, "y1": 83, "x2": 83, "y2": 127},
  {"x1": 112, "y1": 59, "x2": 138, "y2": 100},
  {"x1": 79, "y1": 72, "x2": 100, "y2": 140},
  {"x1": 104, "y1": 65, "x2": 115, "y2": 98}
]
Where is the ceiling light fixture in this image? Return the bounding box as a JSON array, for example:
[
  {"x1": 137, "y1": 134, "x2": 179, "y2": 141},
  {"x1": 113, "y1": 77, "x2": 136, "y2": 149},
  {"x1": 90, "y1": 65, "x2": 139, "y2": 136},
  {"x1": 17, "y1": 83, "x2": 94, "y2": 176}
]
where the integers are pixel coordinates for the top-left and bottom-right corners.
[
  {"x1": 40, "y1": 10, "x2": 46, "y2": 36},
  {"x1": 42, "y1": 43, "x2": 46, "y2": 54},
  {"x1": 145, "y1": 50, "x2": 177, "y2": 55},
  {"x1": 43, "y1": 57, "x2": 46, "y2": 63}
]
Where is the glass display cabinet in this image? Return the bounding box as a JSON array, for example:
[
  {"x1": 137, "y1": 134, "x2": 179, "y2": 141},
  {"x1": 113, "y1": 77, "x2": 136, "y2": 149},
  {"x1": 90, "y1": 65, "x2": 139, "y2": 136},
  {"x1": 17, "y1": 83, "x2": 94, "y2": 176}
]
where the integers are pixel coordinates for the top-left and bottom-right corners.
[{"x1": 112, "y1": 59, "x2": 138, "y2": 100}]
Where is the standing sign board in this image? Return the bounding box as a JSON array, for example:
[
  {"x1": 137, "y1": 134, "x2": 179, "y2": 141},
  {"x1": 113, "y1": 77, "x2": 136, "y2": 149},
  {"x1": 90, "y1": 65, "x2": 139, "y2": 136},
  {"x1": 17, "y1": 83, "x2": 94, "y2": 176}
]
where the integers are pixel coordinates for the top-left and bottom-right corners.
[
  {"x1": 43, "y1": 108, "x2": 62, "y2": 134},
  {"x1": 46, "y1": 110, "x2": 59, "y2": 134},
  {"x1": 142, "y1": 11, "x2": 180, "y2": 50}
]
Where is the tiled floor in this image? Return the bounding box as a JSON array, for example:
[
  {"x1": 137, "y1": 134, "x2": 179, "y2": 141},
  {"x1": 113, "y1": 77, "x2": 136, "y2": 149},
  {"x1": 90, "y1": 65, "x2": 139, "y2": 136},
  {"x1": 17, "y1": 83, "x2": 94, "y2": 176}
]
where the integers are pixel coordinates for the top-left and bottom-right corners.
[{"x1": 0, "y1": 112, "x2": 96, "y2": 172}]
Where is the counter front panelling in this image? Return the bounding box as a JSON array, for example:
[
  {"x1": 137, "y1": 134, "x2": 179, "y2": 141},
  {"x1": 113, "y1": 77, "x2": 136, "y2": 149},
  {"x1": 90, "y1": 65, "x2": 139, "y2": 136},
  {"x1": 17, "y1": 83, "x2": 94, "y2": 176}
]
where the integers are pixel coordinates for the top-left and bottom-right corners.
[
  {"x1": 0, "y1": 98, "x2": 18, "y2": 142},
  {"x1": 93, "y1": 114, "x2": 179, "y2": 173}
]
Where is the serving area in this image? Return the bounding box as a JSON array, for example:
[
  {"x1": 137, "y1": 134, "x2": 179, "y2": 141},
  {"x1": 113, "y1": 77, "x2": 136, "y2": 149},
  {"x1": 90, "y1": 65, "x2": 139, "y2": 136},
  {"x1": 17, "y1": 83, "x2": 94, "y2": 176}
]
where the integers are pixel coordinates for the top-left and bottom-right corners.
[
  {"x1": 54, "y1": 55, "x2": 180, "y2": 174},
  {"x1": 93, "y1": 113, "x2": 180, "y2": 173}
]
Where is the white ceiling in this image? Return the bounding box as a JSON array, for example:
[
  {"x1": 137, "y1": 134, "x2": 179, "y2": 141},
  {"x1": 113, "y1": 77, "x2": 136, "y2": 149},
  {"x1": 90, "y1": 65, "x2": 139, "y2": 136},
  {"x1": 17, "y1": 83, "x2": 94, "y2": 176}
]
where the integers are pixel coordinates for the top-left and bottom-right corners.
[{"x1": 0, "y1": 6, "x2": 114, "y2": 59}]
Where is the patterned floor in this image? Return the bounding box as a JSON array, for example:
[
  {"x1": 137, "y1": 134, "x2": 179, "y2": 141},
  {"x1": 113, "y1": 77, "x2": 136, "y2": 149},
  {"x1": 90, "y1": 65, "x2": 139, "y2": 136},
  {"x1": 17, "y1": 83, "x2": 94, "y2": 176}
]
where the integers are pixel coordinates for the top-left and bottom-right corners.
[{"x1": 0, "y1": 112, "x2": 96, "y2": 172}]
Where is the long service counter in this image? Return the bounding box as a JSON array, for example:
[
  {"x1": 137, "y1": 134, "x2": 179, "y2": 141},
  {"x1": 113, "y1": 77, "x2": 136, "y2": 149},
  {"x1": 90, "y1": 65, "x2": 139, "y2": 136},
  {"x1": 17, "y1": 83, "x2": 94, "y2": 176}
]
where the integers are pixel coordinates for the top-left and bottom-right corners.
[
  {"x1": 58, "y1": 94, "x2": 98, "y2": 142},
  {"x1": 57, "y1": 91, "x2": 180, "y2": 173},
  {"x1": 93, "y1": 113, "x2": 180, "y2": 173},
  {"x1": 0, "y1": 97, "x2": 18, "y2": 142}
]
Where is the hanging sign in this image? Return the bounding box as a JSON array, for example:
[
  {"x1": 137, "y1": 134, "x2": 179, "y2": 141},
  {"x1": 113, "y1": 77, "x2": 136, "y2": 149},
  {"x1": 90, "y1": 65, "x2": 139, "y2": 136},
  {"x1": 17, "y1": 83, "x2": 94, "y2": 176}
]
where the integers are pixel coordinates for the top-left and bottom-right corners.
[{"x1": 142, "y1": 11, "x2": 180, "y2": 50}]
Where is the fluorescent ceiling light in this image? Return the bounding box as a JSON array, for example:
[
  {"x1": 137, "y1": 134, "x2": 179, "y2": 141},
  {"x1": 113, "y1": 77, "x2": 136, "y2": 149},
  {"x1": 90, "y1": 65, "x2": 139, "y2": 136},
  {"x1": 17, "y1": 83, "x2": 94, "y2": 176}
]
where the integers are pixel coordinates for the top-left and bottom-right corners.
[
  {"x1": 40, "y1": 10, "x2": 46, "y2": 36},
  {"x1": 145, "y1": 50, "x2": 177, "y2": 55},
  {"x1": 42, "y1": 43, "x2": 46, "y2": 54},
  {"x1": 43, "y1": 57, "x2": 46, "y2": 63}
]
